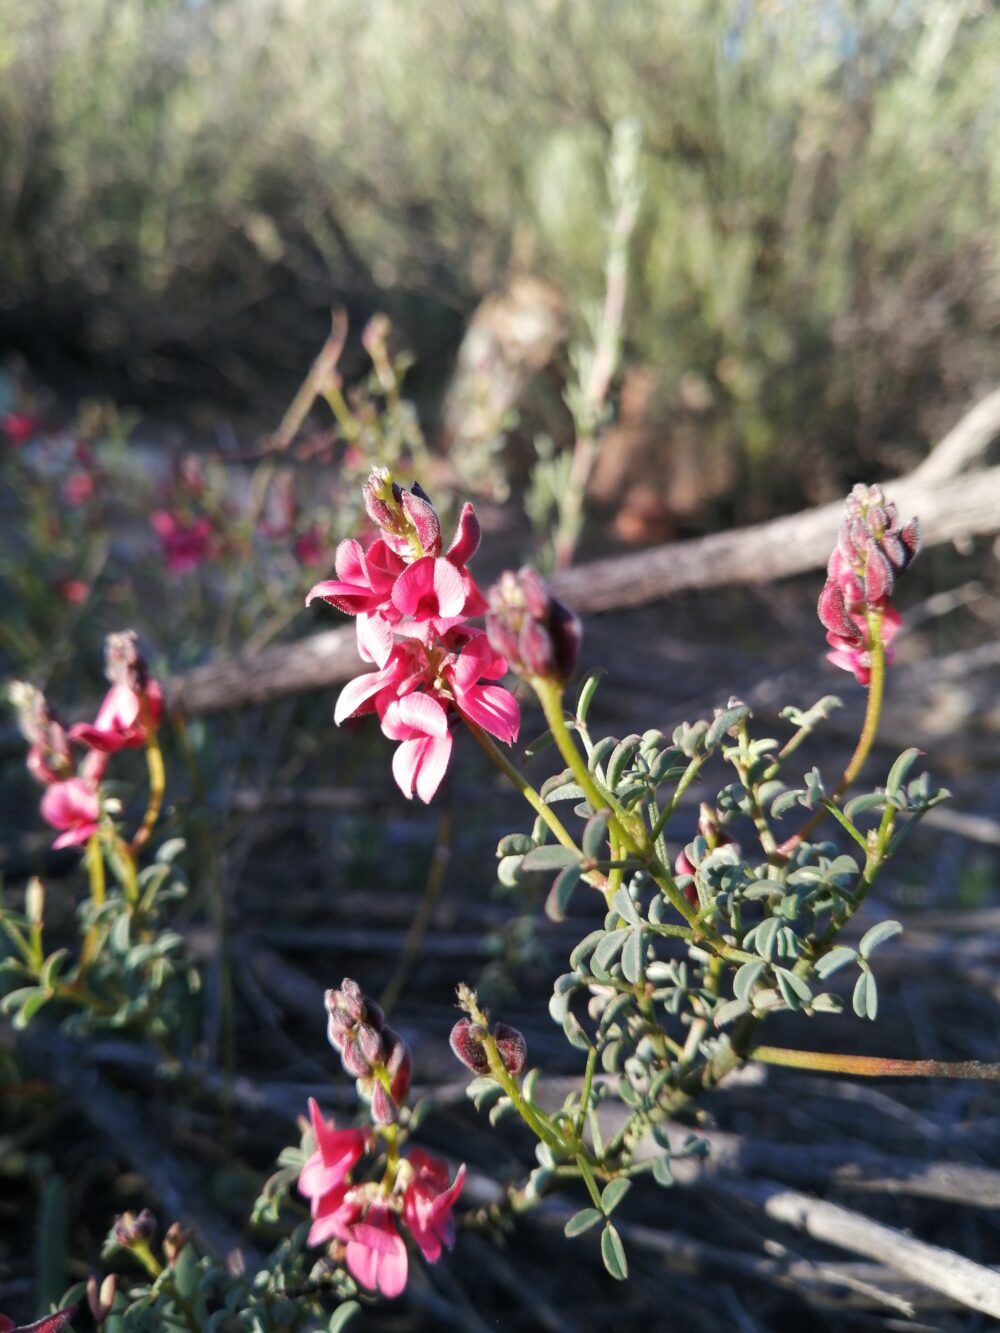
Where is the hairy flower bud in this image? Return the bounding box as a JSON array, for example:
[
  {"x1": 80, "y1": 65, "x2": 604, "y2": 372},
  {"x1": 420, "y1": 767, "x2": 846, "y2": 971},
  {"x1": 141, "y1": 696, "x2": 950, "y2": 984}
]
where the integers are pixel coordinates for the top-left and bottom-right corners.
[
  {"x1": 370, "y1": 1080, "x2": 399, "y2": 1126},
  {"x1": 486, "y1": 567, "x2": 581, "y2": 684},
  {"x1": 113, "y1": 1208, "x2": 157, "y2": 1247},
  {"x1": 363, "y1": 467, "x2": 443, "y2": 559},
  {"x1": 355, "y1": 1022, "x2": 385, "y2": 1066},
  {"x1": 340, "y1": 1036, "x2": 372, "y2": 1079},
  {"x1": 9, "y1": 681, "x2": 71, "y2": 785},
  {"x1": 383, "y1": 1027, "x2": 413, "y2": 1103},
  {"x1": 449, "y1": 1018, "x2": 491, "y2": 1074},
  {"x1": 493, "y1": 1023, "x2": 527, "y2": 1076}
]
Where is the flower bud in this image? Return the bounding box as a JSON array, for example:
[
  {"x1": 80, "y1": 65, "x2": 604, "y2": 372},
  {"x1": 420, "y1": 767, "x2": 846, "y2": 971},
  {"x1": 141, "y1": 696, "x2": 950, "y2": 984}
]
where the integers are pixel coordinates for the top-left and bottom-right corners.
[
  {"x1": 162, "y1": 1221, "x2": 192, "y2": 1266},
  {"x1": 449, "y1": 1018, "x2": 491, "y2": 1074},
  {"x1": 370, "y1": 1081, "x2": 398, "y2": 1126},
  {"x1": 355, "y1": 1022, "x2": 385, "y2": 1066},
  {"x1": 87, "y1": 1273, "x2": 117, "y2": 1326},
  {"x1": 383, "y1": 1027, "x2": 413, "y2": 1103},
  {"x1": 113, "y1": 1208, "x2": 157, "y2": 1247},
  {"x1": 400, "y1": 484, "x2": 442, "y2": 557},
  {"x1": 340, "y1": 1037, "x2": 372, "y2": 1079},
  {"x1": 493, "y1": 1023, "x2": 527, "y2": 1076},
  {"x1": 486, "y1": 567, "x2": 581, "y2": 684}
]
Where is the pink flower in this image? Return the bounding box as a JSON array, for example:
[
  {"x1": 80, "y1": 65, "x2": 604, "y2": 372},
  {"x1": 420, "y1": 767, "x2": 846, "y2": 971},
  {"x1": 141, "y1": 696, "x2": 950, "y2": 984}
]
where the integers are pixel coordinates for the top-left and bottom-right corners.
[
  {"x1": 345, "y1": 1205, "x2": 409, "y2": 1298},
  {"x1": 1, "y1": 411, "x2": 37, "y2": 446},
  {"x1": 306, "y1": 538, "x2": 406, "y2": 618},
  {"x1": 293, "y1": 525, "x2": 325, "y2": 567},
  {"x1": 402, "y1": 1150, "x2": 466, "y2": 1264},
  {"x1": 61, "y1": 470, "x2": 94, "y2": 507},
  {"x1": 68, "y1": 679, "x2": 164, "y2": 753},
  {"x1": 441, "y1": 630, "x2": 520, "y2": 743},
  {"x1": 0, "y1": 1304, "x2": 77, "y2": 1332},
  {"x1": 382, "y1": 693, "x2": 454, "y2": 803},
  {"x1": 151, "y1": 511, "x2": 214, "y2": 574},
  {"x1": 825, "y1": 604, "x2": 902, "y2": 686},
  {"x1": 297, "y1": 1098, "x2": 367, "y2": 1224},
  {"x1": 391, "y1": 554, "x2": 487, "y2": 628},
  {"x1": 40, "y1": 777, "x2": 100, "y2": 849},
  {"x1": 57, "y1": 579, "x2": 90, "y2": 604}
]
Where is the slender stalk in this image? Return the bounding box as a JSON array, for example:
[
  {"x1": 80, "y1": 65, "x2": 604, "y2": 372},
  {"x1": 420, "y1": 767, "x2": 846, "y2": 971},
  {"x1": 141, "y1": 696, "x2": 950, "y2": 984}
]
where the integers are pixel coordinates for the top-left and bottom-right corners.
[
  {"x1": 77, "y1": 835, "x2": 107, "y2": 976},
  {"x1": 750, "y1": 1045, "x2": 1000, "y2": 1081},
  {"x1": 575, "y1": 1047, "x2": 598, "y2": 1139},
  {"x1": 532, "y1": 677, "x2": 642, "y2": 857},
  {"x1": 464, "y1": 719, "x2": 583, "y2": 858},
  {"x1": 778, "y1": 609, "x2": 887, "y2": 858},
  {"x1": 379, "y1": 803, "x2": 453, "y2": 1016},
  {"x1": 129, "y1": 728, "x2": 165, "y2": 858},
  {"x1": 649, "y1": 755, "x2": 704, "y2": 843}
]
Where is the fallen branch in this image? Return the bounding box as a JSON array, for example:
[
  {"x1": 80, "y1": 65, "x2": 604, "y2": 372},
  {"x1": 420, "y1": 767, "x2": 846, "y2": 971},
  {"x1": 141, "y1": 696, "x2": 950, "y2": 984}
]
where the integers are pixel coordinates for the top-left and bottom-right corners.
[{"x1": 167, "y1": 462, "x2": 1000, "y2": 715}]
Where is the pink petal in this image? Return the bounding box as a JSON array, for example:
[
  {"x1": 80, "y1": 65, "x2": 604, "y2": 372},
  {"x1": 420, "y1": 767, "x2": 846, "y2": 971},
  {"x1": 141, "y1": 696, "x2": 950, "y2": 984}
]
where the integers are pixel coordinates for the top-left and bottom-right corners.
[
  {"x1": 334, "y1": 538, "x2": 368, "y2": 584},
  {"x1": 304, "y1": 579, "x2": 369, "y2": 612},
  {"x1": 51, "y1": 824, "x2": 98, "y2": 850},
  {"x1": 397, "y1": 691, "x2": 449, "y2": 738},
  {"x1": 454, "y1": 683, "x2": 520, "y2": 743},
  {"x1": 414, "y1": 735, "x2": 453, "y2": 803},
  {"x1": 335, "y1": 668, "x2": 392, "y2": 725},
  {"x1": 445, "y1": 502, "x2": 481, "y2": 565},
  {"x1": 41, "y1": 779, "x2": 99, "y2": 831},
  {"x1": 347, "y1": 1217, "x2": 408, "y2": 1298},
  {"x1": 357, "y1": 612, "x2": 394, "y2": 667}
]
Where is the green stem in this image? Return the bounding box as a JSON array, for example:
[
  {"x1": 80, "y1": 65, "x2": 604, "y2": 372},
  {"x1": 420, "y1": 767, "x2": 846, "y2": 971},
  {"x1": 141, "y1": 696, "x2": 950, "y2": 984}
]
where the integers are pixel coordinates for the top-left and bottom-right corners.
[
  {"x1": 77, "y1": 835, "x2": 107, "y2": 976},
  {"x1": 464, "y1": 720, "x2": 583, "y2": 860},
  {"x1": 751, "y1": 1045, "x2": 1000, "y2": 1081},
  {"x1": 649, "y1": 756, "x2": 704, "y2": 843},
  {"x1": 533, "y1": 677, "x2": 643, "y2": 857},
  {"x1": 129, "y1": 726, "x2": 165, "y2": 858},
  {"x1": 778, "y1": 609, "x2": 887, "y2": 858},
  {"x1": 575, "y1": 1047, "x2": 598, "y2": 1140}
]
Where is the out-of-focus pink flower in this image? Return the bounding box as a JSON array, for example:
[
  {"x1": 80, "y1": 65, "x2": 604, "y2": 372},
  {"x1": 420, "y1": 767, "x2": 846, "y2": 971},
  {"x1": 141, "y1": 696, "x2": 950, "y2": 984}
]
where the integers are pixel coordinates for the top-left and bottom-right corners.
[
  {"x1": 402, "y1": 1149, "x2": 466, "y2": 1264},
  {"x1": 293, "y1": 525, "x2": 325, "y2": 567},
  {"x1": 1, "y1": 411, "x2": 38, "y2": 446},
  {"x1": 57, "y1": 578, "x2": 90, "y2": 604},
  {"x1": 344, "y1": 1205, "x2": 409, "y2": 1299},
  {"x1": 151, "y1": 511, "x2": 214, "y2": 574},
  {"x1": 0, "y1": 1304, "x2": 77, "y2": 1332},
  {"x1": 381, "y1": 693, "x2": 454, "y2": 803},
  {"x1": 40, "y1": 777, "x2": 100, "y2": 849},
  {"x1": 69, "y1": 678, "x2": 164, "y2": 753},
  {"x1": 486, "y1": 567, "x2": 581, "y2": 685},
  {"x1": 298, "y1": 1098, "x2": 367, "y2": 1215},
  {"x1": 61, "y1": 470, "x2": 94, "y2": 507}
]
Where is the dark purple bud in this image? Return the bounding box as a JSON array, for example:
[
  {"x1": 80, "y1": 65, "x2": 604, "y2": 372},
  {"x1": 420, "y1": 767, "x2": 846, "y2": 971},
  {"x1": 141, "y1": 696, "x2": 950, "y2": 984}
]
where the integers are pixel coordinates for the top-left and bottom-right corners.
[
  {"x1": 486, "y1": 567, "x2": 581, "y2": 684},
  {"x1": 862, "y1": 543, "x2": 894, "y2": 608},
  {"x1": 899, "y1": 517, "x2": 921, "y2": 566},
  {"x1": 340, "y1": 1037, "x2": 372, "y2": 1079},
  {"x1": 370, "y1": 1081, "x2": 398, "y2": 1126},
  {"x1": 356, "y1": 1022, "x2": 384, "y2": 1065},
  {"x1": 383, "y1": 1027, "x2": 413, "y2": 1103},
  {"x1": 494, "y1": 1023, "x2": 527, "y2": 1076},
  {"x1": 365, "y1": 1000, "x2": 386, "y2": 1032},
  {"x1": 449, "y1": 1018, "x2": 491, "y2": 1075}
]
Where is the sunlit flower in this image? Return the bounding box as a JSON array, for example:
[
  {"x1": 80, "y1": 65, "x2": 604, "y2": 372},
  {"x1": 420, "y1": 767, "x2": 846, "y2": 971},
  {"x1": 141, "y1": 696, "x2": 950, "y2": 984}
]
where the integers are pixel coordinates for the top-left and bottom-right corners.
[
  {"x1": 40, "y1": 777, "x2": 100, "y2": 849},
  {"x1": 402, "y1": 1149, "x2": 466, "y2": 1264}
]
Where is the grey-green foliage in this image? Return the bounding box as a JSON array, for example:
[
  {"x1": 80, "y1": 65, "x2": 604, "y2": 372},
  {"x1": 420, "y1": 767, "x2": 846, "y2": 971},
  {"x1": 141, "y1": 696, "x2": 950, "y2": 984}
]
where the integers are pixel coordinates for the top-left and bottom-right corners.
[{"x1": 1, "y1": 1, "x2": 997, "y2": 492}]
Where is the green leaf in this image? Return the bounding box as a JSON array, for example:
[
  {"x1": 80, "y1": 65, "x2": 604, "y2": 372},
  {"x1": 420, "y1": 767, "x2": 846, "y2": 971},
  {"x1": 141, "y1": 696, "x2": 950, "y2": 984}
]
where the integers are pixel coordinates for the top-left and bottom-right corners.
[
  {"x1": 576, "y1": 669, "x2": 605, "y2": 725},
  {"x1": 611, "y1": 887, "x2": 642, "y2": 927},
  {"x1": 770, "y1": 789, "x2": 805, "y2": 818},
  {"x1": 588, "y1": 737, "x2": 617, "y2": 776},
  {"x1": 607, "y1": 735, "x2": 642, "y2": 789},
  {"x1": 600, "y1": 1224, "x2": 629, "y2": 1280},
  {"x1": 545, "y1": 866, "x2": 582, "y2": 922},
  {"x1": 593, "y1": 927, "x2": 630, "y2": 971},
  {"x1": 714, "y1": 997, "x2": 750, "y2": 1028},
  {"x1": 14, "y1": 988, "x2": 51, "y2": 1029},
  {"x1": 328, "y1": 1301, "x2": 361, "y2": 1331},
  {"x1": 570, "y1": 930, "x2": 605, "y2": 969},
  {"x1": 520, "y1": 845, "x2": 579, "y2": 873},
  {"x1": 734, "y1": 959, "x2": 766, "y2": 1001},
  {"x1": 844, "y1": 791, "x2": 887, "y2": 821},
  {"x1": 853, "y1": 969, "x2": 878, "y2": 1021},
  {"x1": 620, "y1": 930, "x2": 644, "y2": 984},
  {"x1": 886, "y1": 748, "x2": 922, "y2": 799},
  {"x1": 813, "y1": 946, "x2": 857, "y2": 979},
  {"x1": 858, "y1": 919, "x2": 902, "y2": 959},
  {"x1": 582, "y1": 811, "x2": 611, "y2": 859},
  {"x1": 600, "y1": 1178, "x2": 631, "y2": 1214},
  {"x1": 564, "y1": 1207, "x2": 603, "y2": 1237},
  {"x1": 706, "y1": 705, "x2": 751, "y2": 750},
  {"x1": 497, "y1": 833, "x2": 535, "y2": 857},
  {"x1": 562, "y1": 1012, "x2": 591, "y2": 1051},
  {"x1": 775, "y1": 967, "x2": 812, "y2": 1010},
  {"x1": 652, "y1": 1155, "x2": 675, "y2": 1187}
]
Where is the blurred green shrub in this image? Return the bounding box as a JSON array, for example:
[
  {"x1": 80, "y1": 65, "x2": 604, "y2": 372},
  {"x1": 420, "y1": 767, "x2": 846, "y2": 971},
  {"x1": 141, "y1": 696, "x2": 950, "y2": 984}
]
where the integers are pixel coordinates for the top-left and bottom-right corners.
[{"x1": 1, "y1": 0, "x2": 997, "y2": 505}]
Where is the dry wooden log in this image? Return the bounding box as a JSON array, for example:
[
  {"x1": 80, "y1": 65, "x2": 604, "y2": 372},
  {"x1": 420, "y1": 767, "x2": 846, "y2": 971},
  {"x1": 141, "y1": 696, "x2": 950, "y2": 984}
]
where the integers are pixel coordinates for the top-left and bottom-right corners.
[
  {"x1": 710, "y1": 1177, "x2": 1000, "y2": 1318},
  {"x1": 167, "y1": 462, "x2": 1000, "y2": 716}
]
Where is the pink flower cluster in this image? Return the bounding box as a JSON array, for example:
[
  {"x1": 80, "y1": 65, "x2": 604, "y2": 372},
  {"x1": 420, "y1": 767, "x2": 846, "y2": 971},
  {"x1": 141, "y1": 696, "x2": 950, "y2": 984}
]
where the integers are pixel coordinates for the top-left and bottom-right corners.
[
  {"x1": 818, "y1": 484, "x2": 920, "y2": 685},
  {"x1": 298, "y1": 980, "x2": 465, "y2": 1298},
  {"x1": 307, "y1": 470, "x2": 520, "y2": 802},
  {"x1": 12, "y1": 631, "x2": 162, "y2": 849}
]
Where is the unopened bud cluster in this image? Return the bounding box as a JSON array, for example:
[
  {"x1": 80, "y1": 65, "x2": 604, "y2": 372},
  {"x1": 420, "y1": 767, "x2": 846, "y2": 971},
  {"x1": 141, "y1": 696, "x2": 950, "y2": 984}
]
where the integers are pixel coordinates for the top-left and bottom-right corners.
[
  {"x1": 818, "y1": 484, "x2": 920, "y2": 685},
  {"x1": 326, "y1": 979, "x2": 412, "y2": 1125},
  {"x1": 112, "y1": 1208, "x2": 157, "y2": 1248},
  {"x1": 363, "y1": 468, "x2": 444, "y2": 561},
  {"x1": 450, "y1": 1016, "x2": 527, "y2": 1078},
  {"x1": 485, "y1": 566, "x2": 581, "y2": 685}
]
